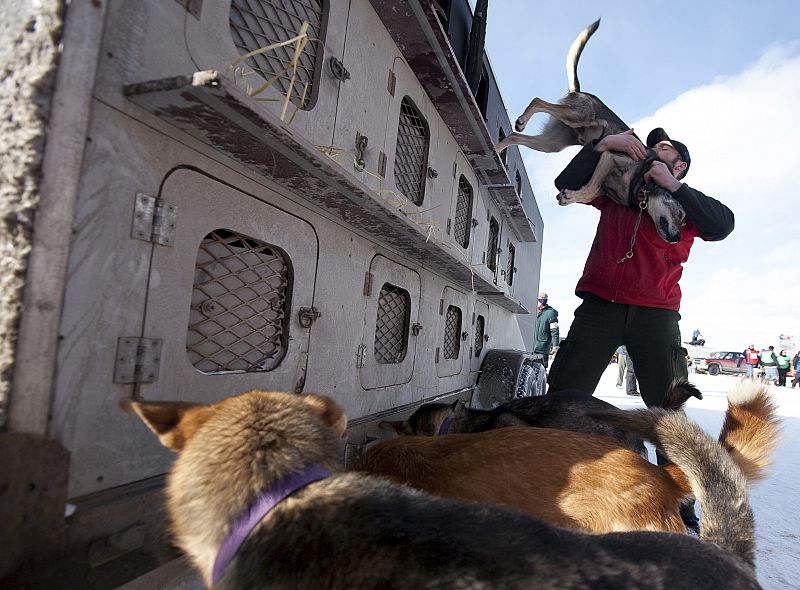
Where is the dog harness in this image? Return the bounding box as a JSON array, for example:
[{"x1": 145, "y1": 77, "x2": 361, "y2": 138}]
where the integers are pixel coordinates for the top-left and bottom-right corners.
[
  {"x1": 438, "y1": 415, "x2": 454, "y2": 435},
  {"x1": 211, "y1": 464, "x2": 331, "y2": 585}
]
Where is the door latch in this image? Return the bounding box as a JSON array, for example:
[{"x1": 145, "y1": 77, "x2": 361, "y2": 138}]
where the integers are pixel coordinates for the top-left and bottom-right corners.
[{"x1": 298, "y1": 307, "x2": 321, "y2": 328}]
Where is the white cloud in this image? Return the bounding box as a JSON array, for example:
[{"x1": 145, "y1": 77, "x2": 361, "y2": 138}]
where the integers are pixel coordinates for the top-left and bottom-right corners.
[{"x1": 523, "y1": 43, "x2": 800, "y2": 352}]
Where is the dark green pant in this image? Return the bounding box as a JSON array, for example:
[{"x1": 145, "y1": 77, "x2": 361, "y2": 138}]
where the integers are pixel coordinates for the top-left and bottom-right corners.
[{"x1": 547, "y1": 294, "x2": 689, "y2": 408}]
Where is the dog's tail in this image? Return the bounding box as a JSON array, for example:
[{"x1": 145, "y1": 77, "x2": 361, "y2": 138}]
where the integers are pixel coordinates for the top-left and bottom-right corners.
[
  {"x1": 590, "y1": 381, "x2": 780, "y2": 567},
  {"x1": 660, "y1": 378, "x2": 703, "y2": 411},
  {"x1": 719, "y1": 380, "x2": 781, "y2": 483},
  {"x1": 566, "y1": 19, "x2": 600, "y2": 93}
]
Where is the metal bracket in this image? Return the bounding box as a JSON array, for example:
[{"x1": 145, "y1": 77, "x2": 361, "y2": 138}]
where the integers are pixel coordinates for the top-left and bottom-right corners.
[
  {"x1": 114, "y1": 337, "x2": 162, "y2": 384},
  {"x1": 132, "y1": 192, "x2": 177, "y2": 246},
  {"x1": 298, "y1": 307, "x2": 321, "y2": 328},
  {"x1": 329, "y1": 56, "x2": 350, "y2": 82},
  {"x1": 412, "y1": 323, "x2": 423, "y2": 336},
  {"x1": 355, "y1": 132, "x2": 368, "y2": 172},
  {"x1": 356, "y1": 344, "x2": 367, "y2": 368},
  {"x1": 363, "y1": 272, "x2": 373, "y2": 296},
  {"x1": 427, "y1": 166, "x2": 438, "y2": 179},
  {"x1": 461, "y1": 331, "x2": 469, "y2": 341}
]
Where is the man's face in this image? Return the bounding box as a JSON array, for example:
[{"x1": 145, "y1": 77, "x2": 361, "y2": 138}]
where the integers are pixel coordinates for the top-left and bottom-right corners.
[{"x1": 653, "y1": 141, "x2": 686, "y2": 178}]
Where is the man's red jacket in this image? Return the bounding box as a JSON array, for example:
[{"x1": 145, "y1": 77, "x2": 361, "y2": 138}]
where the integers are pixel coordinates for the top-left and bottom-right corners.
[{"x1": 556, "y1": 149, "x2": 735, "y2": 312}]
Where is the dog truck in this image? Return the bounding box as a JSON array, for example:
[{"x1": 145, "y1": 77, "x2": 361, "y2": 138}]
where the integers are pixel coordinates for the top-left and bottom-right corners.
[{"x1": 1, "y1": 0, "x2": 545, "y2": 586}]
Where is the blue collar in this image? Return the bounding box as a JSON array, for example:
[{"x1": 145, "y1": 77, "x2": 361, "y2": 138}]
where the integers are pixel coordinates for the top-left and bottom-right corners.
[
  {"x1": 438, "y1": 415, "x2": 454, "y2": 435},
  {"x1": 211, "y1": 464, "x2": 331, "y2": 585}
]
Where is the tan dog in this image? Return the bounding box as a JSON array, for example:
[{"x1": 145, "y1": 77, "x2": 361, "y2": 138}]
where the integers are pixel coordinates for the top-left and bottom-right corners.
[
  {"x1": 354, "y1": 380, "x2": 779, "y2": 534},
  {"x1": 123, "y1": 388, "x2": 766, "y2": 589}
]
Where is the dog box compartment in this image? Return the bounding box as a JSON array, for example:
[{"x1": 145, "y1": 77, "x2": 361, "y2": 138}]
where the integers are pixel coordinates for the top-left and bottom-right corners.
[
  {"x1": 436, "y1": 286, "x2": 468, "y2": 378},
  {"x1": 359, "y1": 255, "x2": 421, "y2": 391}
]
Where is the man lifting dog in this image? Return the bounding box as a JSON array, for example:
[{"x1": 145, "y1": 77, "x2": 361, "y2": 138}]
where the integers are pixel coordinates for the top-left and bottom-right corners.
[
  {"x1": 547, "y1": 128, "x2": 734, "y2": 407},
  {"x1": 546, "y1": 128, "x2": 734, "y2": 531}
]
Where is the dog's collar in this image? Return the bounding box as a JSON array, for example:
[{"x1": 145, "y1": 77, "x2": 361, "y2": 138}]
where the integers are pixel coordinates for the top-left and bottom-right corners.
[
  {"x1": 438, "y1": 415, "x2": 454, "y2": 435},
  {"x1": 211, "y1": 464, "x2": 331, "y2": 585}
]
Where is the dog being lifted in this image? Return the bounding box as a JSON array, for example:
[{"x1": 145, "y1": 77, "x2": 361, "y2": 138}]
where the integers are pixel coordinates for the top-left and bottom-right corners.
[
  {"x1": 123, "y1": 384, "x2": 772, "y2": 589},
  {"x1": 496, "y1": 19, "x2": 686, "y2": 243},
  {"x1": 355, "y1": 380, "x2": 778, "y2": 536},
  {"x1": 381, "y1": 379, "x2": 703, "y2": 457}
]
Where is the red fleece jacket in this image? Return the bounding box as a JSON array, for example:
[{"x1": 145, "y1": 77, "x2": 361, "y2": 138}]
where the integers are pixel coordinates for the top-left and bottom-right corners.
[{"x1": 575, "y1": 197, "x2": 699, "y2": 311}]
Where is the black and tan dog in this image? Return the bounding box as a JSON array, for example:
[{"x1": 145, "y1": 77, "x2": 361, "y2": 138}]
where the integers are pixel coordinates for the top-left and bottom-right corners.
[
  {"x1": 356, "y1": 380, "x2": 778, "y2": 537},
  {"x1": 123, "y1": 384, "x2": 769, "y2": 589},
  {"x1": 496, "y1": 19, "x2": 686, "y2": 243},
  {"x1": 382, "y1": 380, "x2": 702, "y2": 457}
]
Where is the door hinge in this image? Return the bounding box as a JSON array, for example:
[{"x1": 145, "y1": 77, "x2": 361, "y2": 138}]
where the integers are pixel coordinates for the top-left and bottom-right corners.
[
  {"x1": 132, "y1": 192, "x2": 177, "y2": 246},
  {"x1": 446, "y1": 218, "x2": 451, "y2": 235},
  {"x1": 439, "y1": 299, "x2": 444, "y2": 315},
  {"x1": 435, "y1": 347, "x2": 440, "y2": 363},
  {"x1": 356, "y1": 343, "x2": 367, "y2": 368},
  {"x1": 114, "y1": 337, "x2": 162, "y2": 384},
  {"x1": 363, "y1": 272, "x2": 374, "y2": 296},
  {"x1": 387, "y1": 69, "x2": 396, "y2": 96}
]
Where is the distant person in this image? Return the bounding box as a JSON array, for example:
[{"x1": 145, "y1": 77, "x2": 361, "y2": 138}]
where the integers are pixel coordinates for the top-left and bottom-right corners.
[
  {"x1": 615, "y1": 345, "x2": 628, "y2": 388},
  {"x1": 691, "y1": 329, "x2": 705, "y2": 346},
  {"x1": 534, "y1": 292, "x2": 559, "y2": 368},
  {"x1": 760, "y1": 346, "x2": 779, "y2": 384},
  {"x1": 776, "y1": 349, "x2": 791, "y2": 387},
  {"x1": 792, "y1": 351, "x2": 800, "y2": 388},
  {"x1": 625, "y1": 353, "x2": 640, "y2": 397},
  {"x1": 738, "y1": 344, "x2": 760, "y2": 379}
]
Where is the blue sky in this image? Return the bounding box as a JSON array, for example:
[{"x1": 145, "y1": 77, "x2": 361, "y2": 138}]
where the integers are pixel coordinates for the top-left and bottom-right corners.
[{"x1": 481, "y1": 1, "x2": 800, "y2": 353}]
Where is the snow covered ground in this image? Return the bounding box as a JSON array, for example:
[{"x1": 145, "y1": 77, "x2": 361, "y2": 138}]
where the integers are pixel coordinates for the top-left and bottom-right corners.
[{"x1": 594, "y1": 365, "x2": 800, "y2": 589}]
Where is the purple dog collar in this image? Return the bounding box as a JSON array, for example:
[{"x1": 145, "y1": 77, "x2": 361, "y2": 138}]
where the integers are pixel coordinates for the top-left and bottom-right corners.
[
  {"x1": 211, "y1": 464, "x2": 331, "y2": 585},
  {"x1": 438, "y1": 415, "x2": 454, "y2": 435}
]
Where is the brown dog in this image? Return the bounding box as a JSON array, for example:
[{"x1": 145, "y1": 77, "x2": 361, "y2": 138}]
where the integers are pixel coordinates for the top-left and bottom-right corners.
[
  {"x1": 123, "y1": 388, "x2": 766, "y2": 589},
  {"x1": 355, "y1": 380, "x2": 778, "y2": 535}
]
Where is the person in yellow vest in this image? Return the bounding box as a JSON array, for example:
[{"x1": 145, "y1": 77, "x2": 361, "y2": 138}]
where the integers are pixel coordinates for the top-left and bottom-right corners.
[
  {"x1": 760, "y1": 346, "x2": 779, "y2": 384},
  {"x1": 776, "y1": 349, "x2": 792, "y2": 387}
]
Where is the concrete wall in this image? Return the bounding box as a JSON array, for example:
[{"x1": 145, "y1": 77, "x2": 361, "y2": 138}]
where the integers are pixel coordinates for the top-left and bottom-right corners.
[{"x1": 0, "y1": 0, "x2": 64, "y2": 427}]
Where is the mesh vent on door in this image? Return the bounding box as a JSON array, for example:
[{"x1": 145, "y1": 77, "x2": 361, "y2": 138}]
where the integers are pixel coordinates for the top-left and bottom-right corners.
[
  {"x1": 187, "y1": 229, "x2": 291, "y2": 373},
  {"x1": 486, "y1": 216, "x2": 499, "y2": 272},
  {"x1": 229, "y1": 0, "x2": 325, "y2": 109},
  {"x1": 474, "y1": 314, "x2": 485, "y2": 357},
  {"x1": 374, "y1": 283, "x2": 411, "y2": 364},
  {"x1": 454, "y1": 175, "x2": 473, "y2": 248},
  {"x1": 443, "y1": 305, "x2": 462, "y2": 359},
  {"x1": 394, "y1": 97, "x2": 429, "y2": 205}
]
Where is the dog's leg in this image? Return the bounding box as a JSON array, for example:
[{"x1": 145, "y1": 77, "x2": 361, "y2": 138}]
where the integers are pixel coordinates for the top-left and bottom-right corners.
[
  {"x1": 514, "y1": 97, "x2": 598, "y2": 132},
  {"x1": 557, "y1": 151, "x2": 622, "y2": 205},
  {"x1": 515, "y1": 98, "x2": 557, "y2": 132},
  {"x1": 498, "y1": 131, "x2": 574, "y2": 153}
]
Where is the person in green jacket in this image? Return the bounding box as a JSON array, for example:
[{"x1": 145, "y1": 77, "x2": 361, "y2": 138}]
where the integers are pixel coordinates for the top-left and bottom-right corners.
[
  {"x1": 534, "y1": 292, "x2": 559, "y2": 368},
  {"x1": 776, "y1": 349, "x2": 791, "y2": 387}
]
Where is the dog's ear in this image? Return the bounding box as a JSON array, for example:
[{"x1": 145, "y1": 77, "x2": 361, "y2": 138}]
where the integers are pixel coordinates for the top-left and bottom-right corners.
[
  {"x1": 120, "y1": 399, "x2": 214, "y2": 452},
  {"x1": 378, "y1": 420, "x2": 413, "y2": 435},
  {"x1": 302, "y1": 394, "x2": 348, "y2": 438}
]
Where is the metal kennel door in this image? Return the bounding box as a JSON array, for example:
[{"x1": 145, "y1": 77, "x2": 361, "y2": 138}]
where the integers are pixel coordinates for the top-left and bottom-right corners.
[
  {"x1": 139, "y1": 169, "x2": 318, "y2": 403},
  {"x1": 359, "y1": 255, "x2": 421, "y2": 390}
]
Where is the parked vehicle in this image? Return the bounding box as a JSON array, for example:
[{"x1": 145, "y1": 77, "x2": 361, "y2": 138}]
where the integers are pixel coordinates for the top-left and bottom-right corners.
[{"x1": 693, "y1": 351, "x2": 746, "y2": 376}]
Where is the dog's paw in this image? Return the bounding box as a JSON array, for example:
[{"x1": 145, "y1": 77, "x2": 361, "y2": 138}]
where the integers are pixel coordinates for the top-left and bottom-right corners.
[
  {"x1": 515, "y1": 117, "x2": 528, "y2": 132},
  {"x1": 557, "y1": 189, "x2": 576, "y2": 205}
]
